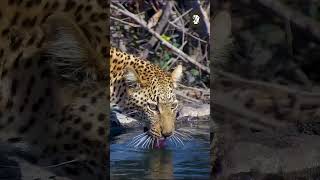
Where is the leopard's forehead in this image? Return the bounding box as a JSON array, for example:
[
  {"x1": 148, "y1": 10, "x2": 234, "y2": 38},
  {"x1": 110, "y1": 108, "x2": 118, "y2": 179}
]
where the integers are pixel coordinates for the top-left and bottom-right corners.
[{"x1": 146, "y1": 77, "x2": 176, "y2": 103}]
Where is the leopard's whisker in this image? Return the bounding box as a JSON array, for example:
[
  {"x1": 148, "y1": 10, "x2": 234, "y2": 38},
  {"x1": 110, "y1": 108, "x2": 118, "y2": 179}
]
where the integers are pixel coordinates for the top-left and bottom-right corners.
[
  {"x1": 176, "y1": 129, "x2": 193, "y2": 134},
  {"x1": 148, "y1": 137, "x2": 153, "y2": 148},
  {"x1": 127, "y1": 139, "x2": 135, "y2": 147},
  {"x1": 144, "y1": 137, "x2": 150, "y2": 149},
  {"x1": 170, "y1": 136, "x2": 178, "y2": 147},
  {"x1": 175, "y1": 130, "x2": 192, "y2": 140},
  {"x1": 147, "y1": 137, "x2": 153, "y2": 148},
  {"x1": 175, "y1": 130, "x2": 191, "y2": 137},
  {"x1": 131, "y1": 132, "x2": 148, "y2": 141},
  {"x1": 171, "y1": 135, "x2": 179, "y2": 147},
  {"x1": 149, "y1": 138, "x2": 154, "y2": 148},
  {"x1": 173, "y1": 134, "x2": 184, "y2": 146},
  {"x1": 133, "y1": 135, "x2": 149, "y2": 148},
  {"x1": 139, "y1": 137, "x2": 146, "y2": 149},
  {"x1": 174, "y1": 133, "x2": 190, "y2": 141},
  {"x1": 127, "y1": 132, "x2": 147, "y2": 147},
  {"x1": 135, "y1": 135, "x2": 148, "y2": 147},
  {"x1": 148, "y1": 137, "x2": 152, "y2": 148},
  {"x1": 141, "y1": 136, "x2": 150, "y2": 149},
  {"x1": 129, "y1": 135, "x2": 145, "y2": 146},
  {"x1": 131, "y1": 137, "x2": 143, "y2": 148},
  {"x1": 145, "y1": 136, "x2": 152, "y2": 149},
  {"x1": 127, "y1": 138, "x2": 138, "y2": 147},
  {"x1": 168, "y1": 138, "x2": 173, "y2": 146}
]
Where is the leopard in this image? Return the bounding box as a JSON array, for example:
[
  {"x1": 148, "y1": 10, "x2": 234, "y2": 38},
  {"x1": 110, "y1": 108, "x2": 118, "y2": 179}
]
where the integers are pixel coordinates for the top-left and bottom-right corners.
[
  {"x1": 0, "y1": 0, "x2": 183, "y2": 179},
  {"x1": 110, "y1": 47, "x2": 182, "y2": 140},
  {"x1": 0, "y1": 0, "x2": 108, "y2": 180}
]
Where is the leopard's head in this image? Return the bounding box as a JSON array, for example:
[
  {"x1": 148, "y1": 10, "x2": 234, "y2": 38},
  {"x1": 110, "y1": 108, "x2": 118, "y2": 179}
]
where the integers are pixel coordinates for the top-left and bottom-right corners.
[{"x1": 124, "y1": 64, "x2": 183, "y2": 139}]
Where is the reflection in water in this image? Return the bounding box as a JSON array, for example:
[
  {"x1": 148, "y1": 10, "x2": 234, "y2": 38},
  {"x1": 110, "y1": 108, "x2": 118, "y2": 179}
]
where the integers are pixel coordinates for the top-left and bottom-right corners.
[
  {"x1": 146, "y1": 149, "x2": 173, "y2": 180},
  {"x1": 110, "y1": 129, "x2": 210, "y2": 180}
]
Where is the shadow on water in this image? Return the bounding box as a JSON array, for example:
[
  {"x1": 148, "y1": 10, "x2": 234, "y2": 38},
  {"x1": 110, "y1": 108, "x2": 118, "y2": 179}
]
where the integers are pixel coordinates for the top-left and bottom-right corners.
[{"x1": 110, "y1": 119, "x2": 210, "y2": 180}]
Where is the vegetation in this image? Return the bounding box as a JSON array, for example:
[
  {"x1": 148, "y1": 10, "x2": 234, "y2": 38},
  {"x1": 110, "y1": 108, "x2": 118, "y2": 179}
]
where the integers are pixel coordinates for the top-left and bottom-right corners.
[{"x1": 111, "y1": 0, "x2": 210, "y2": 92}]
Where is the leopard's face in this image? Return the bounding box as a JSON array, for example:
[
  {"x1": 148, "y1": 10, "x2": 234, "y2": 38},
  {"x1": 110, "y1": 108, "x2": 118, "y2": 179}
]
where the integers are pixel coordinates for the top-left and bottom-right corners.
[{"x1": 124, "y1": 65, "x2": 182, "y2": 139}]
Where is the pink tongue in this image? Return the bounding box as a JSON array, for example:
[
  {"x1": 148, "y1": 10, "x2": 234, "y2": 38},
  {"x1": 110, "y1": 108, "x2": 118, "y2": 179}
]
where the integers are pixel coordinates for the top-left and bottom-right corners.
[{"x1": 155, "y1": 139, "x2": 166, "y2": 148}]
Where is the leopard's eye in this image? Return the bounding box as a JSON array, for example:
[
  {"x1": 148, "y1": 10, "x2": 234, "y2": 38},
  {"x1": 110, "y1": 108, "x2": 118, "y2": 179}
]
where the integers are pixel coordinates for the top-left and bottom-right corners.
[{"x1": 148, "y1": 102, "x2": 158, "y2": 111}]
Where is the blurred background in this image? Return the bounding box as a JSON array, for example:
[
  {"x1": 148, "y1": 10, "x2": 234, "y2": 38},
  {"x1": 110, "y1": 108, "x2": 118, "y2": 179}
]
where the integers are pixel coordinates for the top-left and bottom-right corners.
[{"x1": 212, "y1": 0, "x2": 320, "y2": 179}]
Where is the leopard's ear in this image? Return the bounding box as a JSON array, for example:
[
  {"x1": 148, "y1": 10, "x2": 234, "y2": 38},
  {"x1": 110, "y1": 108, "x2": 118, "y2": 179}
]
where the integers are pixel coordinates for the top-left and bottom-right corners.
[
  {"x1": 42, "y1": 13, "x2": 105, "y2": 83},
  {"x1": 171, "y1": 65, "x2": 183, "y2": 85},
  {"x1": 124, "y1": 66, "x2": 143, "y2": 89}
]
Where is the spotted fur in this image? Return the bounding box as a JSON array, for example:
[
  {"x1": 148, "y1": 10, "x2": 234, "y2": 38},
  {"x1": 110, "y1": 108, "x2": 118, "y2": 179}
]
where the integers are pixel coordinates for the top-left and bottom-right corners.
[
  {"x1": 0, "y1": 0, "x2": 182, "y2": 179},
  {"x1": 110, "y1": 47, "x2": 183, "y2": 138},
  {"x1": 0, "y1": 0, "x2": 108, "y2": 180}
]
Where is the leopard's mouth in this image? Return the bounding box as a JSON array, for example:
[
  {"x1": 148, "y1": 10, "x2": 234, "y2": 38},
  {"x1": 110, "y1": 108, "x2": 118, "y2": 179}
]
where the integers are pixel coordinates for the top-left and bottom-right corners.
[{"x1": 128, "y1": 127, "x2": 190, "y2": 149}]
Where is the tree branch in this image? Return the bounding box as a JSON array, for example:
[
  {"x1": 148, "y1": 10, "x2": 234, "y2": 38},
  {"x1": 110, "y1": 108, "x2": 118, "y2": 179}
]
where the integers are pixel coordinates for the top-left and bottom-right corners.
[{"x1": 111, "y1": 3, "x2": 210, "y2": 73}]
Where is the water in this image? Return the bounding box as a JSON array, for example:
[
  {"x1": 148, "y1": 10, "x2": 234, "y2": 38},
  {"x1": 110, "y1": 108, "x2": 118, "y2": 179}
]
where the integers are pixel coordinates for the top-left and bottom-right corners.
[{"x1": 110, "y1": 119, "x2": 210, "y2": 180}]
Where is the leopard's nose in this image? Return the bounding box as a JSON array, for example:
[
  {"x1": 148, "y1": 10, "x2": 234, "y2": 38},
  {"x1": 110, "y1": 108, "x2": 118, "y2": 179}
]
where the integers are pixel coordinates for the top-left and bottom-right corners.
[{"x1": 162, "y1": 131, "x2": 172, "y2": 138}]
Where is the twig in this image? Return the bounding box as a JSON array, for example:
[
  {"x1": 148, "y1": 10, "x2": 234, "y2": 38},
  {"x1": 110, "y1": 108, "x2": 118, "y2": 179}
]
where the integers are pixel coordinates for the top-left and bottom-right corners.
[
  {"x1": 172, "y1": 4, "x2": 186, "y2": 44},
  {"x1": 141, "y1": 1, "x2": 173, "y2": 59},
  {"x1": 201, "y1": 81, "x2": 209, "y2": 89},
  {"x1": 111, "y1": 3, "x2": 210, "y2": 73},
  {"x1": 176, "y1": 90, "x2": 202, "y2": 103},
  {"x1": 166, "y1": 41, "x2": 188, "y2": 70},
  {"x1": 177, "y1": 0, "x2": 210, "y2": 36},
  {"x1": 120, "y1": 11, "x2": 146, "y2": 21},
  {"x1": 111, "y1": 16, "x2": 141, "y2": 27},
  {"x1": 171, "y1": 8, "x2": 193, "y2": 24},
  {"x1": 197, "y1": 0, "x2": 210, "y2": 35},
  {"x1": 169, "y1": 2, "x2": 208, "y2": 55},
  {"x1": 178, "y1": 83, "x2": 210, "y2": 93},
  {"x1": 168, "y1": 21, "x2": 208, "y2": 43}
]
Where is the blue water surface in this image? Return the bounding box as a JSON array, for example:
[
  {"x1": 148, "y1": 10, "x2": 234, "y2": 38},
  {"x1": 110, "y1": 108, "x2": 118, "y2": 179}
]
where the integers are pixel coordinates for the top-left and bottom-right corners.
[{"x1": 110, "y1": 126, "x2": 210, "y2": 180}]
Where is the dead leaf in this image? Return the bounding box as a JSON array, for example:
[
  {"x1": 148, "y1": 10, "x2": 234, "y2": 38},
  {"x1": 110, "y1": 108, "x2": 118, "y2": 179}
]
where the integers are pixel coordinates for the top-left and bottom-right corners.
[{"x1": 147, "y1": 9, "x2": 163, "y2": 29}]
